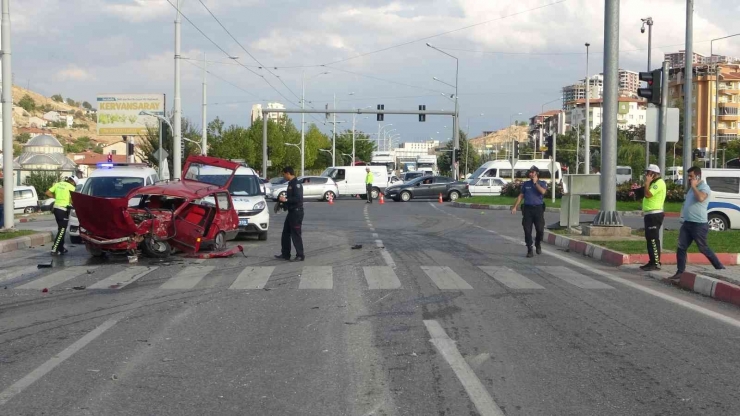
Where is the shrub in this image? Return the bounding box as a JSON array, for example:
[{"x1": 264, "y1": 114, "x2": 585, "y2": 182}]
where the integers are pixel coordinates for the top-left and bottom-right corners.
[{"x1": 25, "y1": 171, "x2": 61, "y2": 196}]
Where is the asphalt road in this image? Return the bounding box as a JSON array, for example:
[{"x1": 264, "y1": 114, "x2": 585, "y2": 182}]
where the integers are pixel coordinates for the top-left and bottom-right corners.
[{"x1": 2, "y1": 199, "x2": 740, "y2": 415}]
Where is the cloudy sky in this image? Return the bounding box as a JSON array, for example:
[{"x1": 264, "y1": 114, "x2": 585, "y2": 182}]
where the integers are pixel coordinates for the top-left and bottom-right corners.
[{"x1": 10, "y1": 0, "x2": 740, "y2": 145}]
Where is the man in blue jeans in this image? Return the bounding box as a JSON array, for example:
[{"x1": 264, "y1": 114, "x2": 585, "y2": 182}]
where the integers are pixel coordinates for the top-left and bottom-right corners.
[{"x1": 671, "y1": 166, "x2": 725, "y2": 279}]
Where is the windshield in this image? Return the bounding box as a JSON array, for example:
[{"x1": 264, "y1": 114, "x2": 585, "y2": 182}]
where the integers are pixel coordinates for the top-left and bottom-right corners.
[
  {"x1": 616, "y1": 168, "x2": 631, "y2": 175},
  {"x1": 469, "y1": 167, "x2": 487, "y2": 180},
  {"x1": 82, "y1": 177, "x2": 145, "y2": 198},
  {"x1": 185, "y1": 163, "x2": 235, "y2": 187},
  {"x1": 200, "y1": 174, "x2": 262, "y2": 196},
  {"x1": 320, "y1": 168, "x2": 334, "y2": 177}
]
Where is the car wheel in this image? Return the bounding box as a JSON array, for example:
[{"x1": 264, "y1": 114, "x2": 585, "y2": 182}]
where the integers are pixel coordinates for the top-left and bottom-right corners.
[
  {"x1": 24, "y1": 206, "x2": 36, "y2": 214},
  {"x1": 85, "y1": 243, "x2": 105, "y2": 258},
  {"x1": 214, "y1": 231, "x2": 227, "y2": 251},
  {"x1": 142, "y1": 237, "x2": 171, "y2": 258},
  {"x1": 371, "y1": 188, "x2": 380, "y2": 199},
  {"x1": 708, "y1": 213, "x2": 729, "y2": 231},
  {"x1": 449, "y1": 191, "x2": 460, "y2": 202},
  {"x1": 400, "y1": 191, "x2": 412, "y2": 202},
  {"x1": 258, "y1": 232, "x2": 268, "y2": 241},
  {"x1": 70, "y1": 235, "x2": 82, "y2": 244},
  {"x1": 323, "y1": 191, "x2": 336, "y2": 201}
]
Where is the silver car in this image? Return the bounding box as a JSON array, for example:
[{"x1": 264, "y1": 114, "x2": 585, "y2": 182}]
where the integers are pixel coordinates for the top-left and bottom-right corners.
[{"x1": 270, "y1": 176, "x2": 339, "y2": 201}]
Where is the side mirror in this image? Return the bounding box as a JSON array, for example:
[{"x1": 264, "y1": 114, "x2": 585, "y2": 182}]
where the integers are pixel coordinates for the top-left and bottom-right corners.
[{"x1": 415, "y1": 183, "x2": 421, "y2": 187}]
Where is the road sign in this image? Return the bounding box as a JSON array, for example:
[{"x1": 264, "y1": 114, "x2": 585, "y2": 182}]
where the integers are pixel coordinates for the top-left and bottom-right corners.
[
  {"x1": 267, "y1": 160, "x2": 272, "y2": 167},
  {"x1": 153, "y1": 147, "x2": 169, "y2": 162},
  {"x1": 646, "y1": 107, "x2": 679, "y2": 143}
]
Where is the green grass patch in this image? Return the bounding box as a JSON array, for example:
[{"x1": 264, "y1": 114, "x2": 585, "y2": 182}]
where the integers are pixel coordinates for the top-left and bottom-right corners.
[
  {"x1": 591, "y1": 230, "x2": 740, "y2": 254},
  {"x1": 0, "y1": 230, "x2": 37, "y2": 241},
  {"x1": 458, "y1": 196, "x2": 682, "y2": 213}
]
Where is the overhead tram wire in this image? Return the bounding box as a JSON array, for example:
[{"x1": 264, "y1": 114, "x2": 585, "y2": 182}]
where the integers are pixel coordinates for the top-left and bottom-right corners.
[
  {"x1": 164, "y1": 0, "x2": 300, "y2": 107},
  {"x1": 183, "y1": 59, "x2": 267, "y2": 101},
  {"x1": 324, "y1": 66, "x2": 448, "y2": 95}
]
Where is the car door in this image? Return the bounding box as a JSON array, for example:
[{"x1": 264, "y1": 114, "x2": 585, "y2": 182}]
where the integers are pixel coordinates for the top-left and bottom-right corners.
[
  {"x1": 414, "y1": 177, "x2": 435, "y2": 198},
  {"x1": 491, "y1": 179, "x2": 506, "y2": 195},
  {"x1": 431, "y1": 177, "x2": 453, "y2": 197},
  {"x1": 470, "y1": 178, "x2": 490, "y2": 196},
  {"x1": 331, "y1": 169, "x2": 349, "y2": 195}
]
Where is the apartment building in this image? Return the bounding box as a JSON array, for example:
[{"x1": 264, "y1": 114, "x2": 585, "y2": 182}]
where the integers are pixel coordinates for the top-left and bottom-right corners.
[
  {"x1": 528, "y1": 110, "x2": 566, "y2": 147},
  {"x1": 668, "y1": 63, "x2": 740, "y2": 151},
  {"x1": 567, "y1": 97, "x2": 647, "y2": 131},
  {"x1": 563, "y1": 70, "x2": 640, "y2": 109},
  {"x1": 250, "y1": 102, "x2": 286, "y2": 125},
  {"x1": 666, "y1": 50, "x2": 740, "y2": 69}
]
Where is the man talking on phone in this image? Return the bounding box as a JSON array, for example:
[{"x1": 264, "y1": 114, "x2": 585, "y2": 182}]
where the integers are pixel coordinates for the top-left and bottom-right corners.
[
  {"x1": 640, "y1": 164, "x2": 667, "y2": 271},
  {"x1": 511, "y1": 166, "x2": 547, "y2": 258}
]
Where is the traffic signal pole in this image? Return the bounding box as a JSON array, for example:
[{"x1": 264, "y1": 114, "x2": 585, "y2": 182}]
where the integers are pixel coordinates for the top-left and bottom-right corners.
[
  {"x1": 683, "y1": 0, "x2": 694, "y2": 188},
  {"x1": 1, "y1": 0, "x2": 13, "y2": 230}
]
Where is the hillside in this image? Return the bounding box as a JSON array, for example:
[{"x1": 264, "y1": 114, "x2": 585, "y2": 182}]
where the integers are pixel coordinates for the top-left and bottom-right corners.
[
  {"x1": 469, "y1": 125, "x2": 529, "y2": 149},
  {"x1": 10, "y1": 86, "x2": 119, "y2": 145}
]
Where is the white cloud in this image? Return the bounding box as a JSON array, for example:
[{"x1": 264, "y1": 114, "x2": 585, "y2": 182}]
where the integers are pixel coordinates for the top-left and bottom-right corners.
[{"x1": 55, "y1": 65, "x2": 94, "y2": 81}]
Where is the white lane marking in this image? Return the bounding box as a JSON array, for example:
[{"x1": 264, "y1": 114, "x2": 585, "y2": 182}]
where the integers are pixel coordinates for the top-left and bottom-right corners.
[
  {"x1": 159, "y1": 266, "x2": 214, "y2": 290},
  {"x1": 0, "y1": 318, "x2": 118, "y2": 406},
  {"x1": 539, "y1": 266, "x2": 614, "y2": 289},
  {"x1": 16, "y1": 266, "x2": 98, "y2": 290},
  {"x1": 230, "y1": 266, "x2": 275, "y2": 290},
  {"x1": 369, "y1": 228, "x2": 376, "y2": 232},
  {"x1": 88, "y1": 266, "x2": 158, "y2": 290},
  {"x1": 299, "y1": 266, "x2": 333, "y2": 290},
  {"x1": 381, "y1": 250, "x2": 396, "y2": 269},
  {"x1": 421, "y1": 266, "x2": 473, "y2": 290},
  {"x1": 367, "y1": 223, "x2": 374, "y2": 228},
  {"x1": 430, "y1": 203, "x2": 740, "y2": 330},
  {"x1": 479, "y1": 266, "x2": 545, "y2": 290},
  {"x1": 423, "y1": 320, "x2": 505, "y2": 416},
  {"x1": 375, "y1": 239, "x2": 384, "y2": 248},
  {"x1": 364, "y1": 266, "x2": 402, "y2": 290},
  {"x1": 0, "y1": 266, "x2": 39, "y2": 284},
  {"x1": 372, "y1": 233, "x2": 379, "y2": 238}
]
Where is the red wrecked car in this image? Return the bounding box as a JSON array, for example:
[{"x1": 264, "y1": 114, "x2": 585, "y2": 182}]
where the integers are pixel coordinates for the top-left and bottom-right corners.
[{"x1": 71, "y1": 156, "x2": 241, "y2": 258}]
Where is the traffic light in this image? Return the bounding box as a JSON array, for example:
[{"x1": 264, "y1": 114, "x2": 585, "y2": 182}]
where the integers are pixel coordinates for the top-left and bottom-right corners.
[
  {"x1": 544, "y1": 136, "x2": 554, "y2": 158},
  {"x1": 513, "y1": 140, "x2": 520, "y2": 159},
  {"x1": 377, "y1": 104, "x2": 384, "y2": 121},
  {"x1": 419, "y1": 105, "x2": 426, "y2": 122},
  {"x1": 453, "y1": 148, "x2": 461, "y2": 163},
  {"x1": 637, "y1": 69, "x2": 662, "y2": 105},
  {"x1": 692, "y1": 148, "x2": 705, "y2": 161}
]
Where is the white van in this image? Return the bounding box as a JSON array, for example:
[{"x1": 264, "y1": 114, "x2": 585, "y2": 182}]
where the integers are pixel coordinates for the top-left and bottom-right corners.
[
  {"x1": 666, "y1": 166, "x2": 683, "y2": 182},
  {"x1": 13, "y1": 186, "x2": 40, "y2": 213},
  {"x1": 320, "y1": 166, "x2": 389, "y2": 199},
  {"x1": 616, "y1": 166, "x2": 633, "y2": 184},
  {"x1": 69, "y1": 164, "x2": 159, "y2": 244},
  {"x1": 468, "y1": 159, "x2": 563, "y2": 185},
  {"x1": 198, "y1": 166, "x2": 269, "y2": 241},
  {"x1": 701, "y1": 169, "x2": 740, "y2": 231}
]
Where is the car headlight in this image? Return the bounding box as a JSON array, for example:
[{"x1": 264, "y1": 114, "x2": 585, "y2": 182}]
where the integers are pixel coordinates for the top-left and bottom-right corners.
[{"x1": 253, "y1": 201, "x2": 266, "y2": 211}]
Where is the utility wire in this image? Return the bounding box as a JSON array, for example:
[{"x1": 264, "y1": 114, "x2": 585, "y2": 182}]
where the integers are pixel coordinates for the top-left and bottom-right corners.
[{"x1": 325, "y1": 66, "x2": 448, "y2": 95}]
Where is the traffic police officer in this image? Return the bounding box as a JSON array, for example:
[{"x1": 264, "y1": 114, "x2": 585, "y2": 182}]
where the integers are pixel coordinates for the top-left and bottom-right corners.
[
  {"x1": 511, "y1": 166, "x2": 547, "y2": 258},
  {"x1": 46, "y1": 176, "x2": 77, "y2": 255},
  {"x1": 365, "y1": 167, "x2": 374, "y2": 204},
  {"x1": 275, "y1": 166, "x2": 305, "y2": 261},
  {"x1": 641, "y1": 164, "x2": 667, "y2": 271}
]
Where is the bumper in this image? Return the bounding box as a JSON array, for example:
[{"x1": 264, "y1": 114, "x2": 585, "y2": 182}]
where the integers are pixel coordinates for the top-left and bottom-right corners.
[
  {"x1": 237, "y1": 207, "x2": 269, "y2": 234},
  {"x1": 69, "y1": 215, "x2": 80, "y2": 237}
]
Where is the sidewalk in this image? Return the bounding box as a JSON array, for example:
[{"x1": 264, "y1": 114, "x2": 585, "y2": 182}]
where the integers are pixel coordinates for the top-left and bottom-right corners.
[
  {"x1": 0, "y1": 231, "x2": 53, "y2": 254},
  {"x1": 451, "y1": 202, "x2": 680, "y2": 218}
]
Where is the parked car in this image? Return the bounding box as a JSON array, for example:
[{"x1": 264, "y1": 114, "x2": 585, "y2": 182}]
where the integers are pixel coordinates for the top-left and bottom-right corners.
[
  {"x1": 444, "y1": 180, "x2": 472, "y2": 201},
  {"x1": 270, "y1": 176, "x2": 339, "y2": 201},
  {"x1": 400, "y1": 171, "x2": 427, "y2": 182},
  {"x1": 72, "y1": 156, "x2": 241, "y2": 258},
  {"x1": 701, "y1": 168, "x2": 740, "y2": 231},
  {"x1": 12, "y1": 186, "x2": 40, "y2": 214},
  {"x1": 69, "y1": 164, "x2": 158, "y2": 244},
  {"x1": 466, "y1": 177, "x2": 508, "y2": 196},
  {"x1": 385, "y1": 176, "x2": 467, "y2": 202},
  {"x1": 320, "y1": 166, "x2": 388, "y2": 199}
]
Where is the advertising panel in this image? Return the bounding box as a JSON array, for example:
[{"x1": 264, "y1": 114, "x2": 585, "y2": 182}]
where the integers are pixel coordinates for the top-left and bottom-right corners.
[{"x1": 97, "y1": 94, "x2": 165, "y2": 136}]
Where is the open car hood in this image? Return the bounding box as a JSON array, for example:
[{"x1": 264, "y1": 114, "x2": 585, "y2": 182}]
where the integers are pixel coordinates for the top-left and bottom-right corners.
[{"x1": 71, "y1": 192, "x2": 138, "y2": 239}]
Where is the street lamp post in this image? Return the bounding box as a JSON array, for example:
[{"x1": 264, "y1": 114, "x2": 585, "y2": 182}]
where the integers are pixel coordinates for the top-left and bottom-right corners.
[
  {"x1": 427, "y1": 43, "x2": 459, "y2": 180},
  {"x1": 584, "y1": 42, "x2": 591, "y2": 173},
  {"x1": 377, "y1": 124, "x2": 393, "y2": 151},
  {"x1": 641, "y1": 17, "x2": 654, "y2": 168},
  {"x1": 285, "y1": 143, "x2": 303, "y2": 171},
  {"x1": 711, "y1": 33, "x2": 740, "y2": 168},
  {"x1": 465, "y1": 113, "x2": 484, "y2": 176},
  {"x1": 509, "y1": 112, "x2": 522, "y2": 180},
  {"x1": 319, "y1": 148, "x2": 333, "y2": 162}
]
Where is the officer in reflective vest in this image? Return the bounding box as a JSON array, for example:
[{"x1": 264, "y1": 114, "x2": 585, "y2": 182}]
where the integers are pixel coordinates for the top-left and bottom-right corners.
[{"x1": 640, "y1": 164, "x2": 667, "y2": 271}]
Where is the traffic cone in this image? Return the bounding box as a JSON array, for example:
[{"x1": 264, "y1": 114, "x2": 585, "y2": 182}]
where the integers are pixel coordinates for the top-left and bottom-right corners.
[
  {"x1": 438, "y1": 193, "x2": 443, "y2": 204},
  {"x1": 328, "y1": 194, "x2": 334, "y2": 205},
  {"x1": 379, "y1": 194, "x2": 385, "y2": 205}
]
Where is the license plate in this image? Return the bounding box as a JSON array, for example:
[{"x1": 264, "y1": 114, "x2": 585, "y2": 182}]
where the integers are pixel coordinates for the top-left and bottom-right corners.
[{"x1": 239, "y1": 219, "x2": 248, "y2": 226}]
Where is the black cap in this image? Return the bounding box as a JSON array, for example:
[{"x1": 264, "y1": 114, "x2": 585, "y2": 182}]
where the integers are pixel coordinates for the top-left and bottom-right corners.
[{"x1": 528, "y1": 165, "x2": 540, "y2": 173}]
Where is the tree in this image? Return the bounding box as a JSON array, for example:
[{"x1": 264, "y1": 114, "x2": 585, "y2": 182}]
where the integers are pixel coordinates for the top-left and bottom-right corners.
[
  {"x1": 518, "y1": 121, "x2": 529, "y2": 127},
  {"x1": 15, "y1": 133, "x2": 31, "y2": 144},
  {"x1": 82, "y1": 101, "x2": 92, "y2": 110},
  {"x1": 137, "y1": 116, "x2": 201, "y2": 178},
  {"x1": 334, "y1": 129, "x2": 376, "y2": 165},
  {"x1": 51, "y1": 94, "x2": 63, "y2": 103},
  {"x1": 25, "y1": 171, "x2": 61, "y2": 197},
  {"x1": 66, "y1": 98, "x2": 78, "y2": 107},
  {"x1": 437, "y1": 130, "x2": 479, "y2": 176},
  {"x1": 18, "y1": 94, "x2": 36, "y2": 112}
]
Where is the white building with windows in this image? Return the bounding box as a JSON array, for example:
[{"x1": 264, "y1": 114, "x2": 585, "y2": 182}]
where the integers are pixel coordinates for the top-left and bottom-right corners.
[
  {"x1": 568, "y1": 97, "x2": 647, "y2": 131},
  {"x1": 251, "y1": 102, "x2": 286, "y2": 125}
]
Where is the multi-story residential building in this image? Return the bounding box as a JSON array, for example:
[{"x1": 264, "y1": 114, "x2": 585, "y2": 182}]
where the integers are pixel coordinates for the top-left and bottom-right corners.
[
  {"x1": 250, "y1": 102, "x2": 286, "y2": 125},
  {"x1": 528, "y1": 110, "x2": 566, "y2": 147},
  {"x1": 562, "y1": 75, "x2": 603, "y2": 110},
  {"x1": 567, "y1": 97, "x2": 647, "y2": 131},
  {"x1": 667, "y1": 63, "x2": 740, "y2": 151},
  {"x1": 619, "y1": 69, "x2": 640, "y2": 98},
  {"x1": 666, "y1": 50, "x2": 740, "y2": 69}
]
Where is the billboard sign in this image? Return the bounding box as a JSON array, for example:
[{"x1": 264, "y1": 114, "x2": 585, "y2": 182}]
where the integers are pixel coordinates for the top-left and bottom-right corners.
[{"x1": 97, "y1": 94, "x2": 165, "y2": 136}]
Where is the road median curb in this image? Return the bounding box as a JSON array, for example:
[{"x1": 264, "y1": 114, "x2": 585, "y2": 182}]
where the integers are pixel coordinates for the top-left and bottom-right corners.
[
  {"x1": 542, "y1": 231, "x2": 740, "y2": 267},
  {"x1": 452, "y1": 202, "x2": 680, "y2": 218},
  {"x1": 647, "y1": 270, "x2": 740, "y2": 308},
  {"x1": 0, "y1": 232, "x2": 53, "y2": 254}
]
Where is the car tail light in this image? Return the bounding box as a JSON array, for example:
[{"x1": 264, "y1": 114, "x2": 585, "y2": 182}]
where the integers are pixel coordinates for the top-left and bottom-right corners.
[{"x1": 194, "y1": 237, "x2": 202, "y2": 253}]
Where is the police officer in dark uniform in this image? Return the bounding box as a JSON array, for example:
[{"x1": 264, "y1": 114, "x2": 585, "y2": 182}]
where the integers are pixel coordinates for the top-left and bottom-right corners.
[
  {"x1": 275, "y1": 166, "x2": 305, "y2": 261},
  {"x1": 511, "y1": 165, "x2": 548, "y2": 258}
]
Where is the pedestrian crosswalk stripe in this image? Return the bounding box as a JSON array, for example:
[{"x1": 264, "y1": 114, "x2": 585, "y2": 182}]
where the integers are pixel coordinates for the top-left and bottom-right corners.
[
  {"x1": 0, "y1": 266, "x2": 39, "y2": 284},
  {"x1": 88, "y1": 266, "x2": 158, "y2": 290},
  {"x1": 479, "y1": 266, "x2": 545, "y2": 290},
  {"x1": 539, "y1": 266, "x2": 614, "y2": 289},
  {"x1": 421, "y1": 266, "x2": 473, "y2": 290},
  {"x1": 299, "y1": 266, "x2": 333, "y2": 290},
  {"x1": 16, "y1": 266, "x2": 98, "y2": 290},
  {"x1": 230, "y1": 266, "x2": 275, "y2": 290},
  {"x1": 363, "y1": 266, "x2": 401, "y2": 289},
  {"x1": 160, "y1": 266, "x2": 214, "y2": 290}
]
